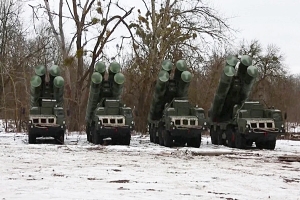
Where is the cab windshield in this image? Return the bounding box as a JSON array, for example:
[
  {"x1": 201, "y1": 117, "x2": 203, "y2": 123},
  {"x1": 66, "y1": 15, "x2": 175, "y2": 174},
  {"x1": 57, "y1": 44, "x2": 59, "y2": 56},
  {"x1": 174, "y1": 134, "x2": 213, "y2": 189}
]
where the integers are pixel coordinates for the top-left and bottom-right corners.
[
  {"x1": 272, "y1": 112, "x2": 282, "y2": 121},
  {"x1": 123, "y1": 109, "x2": 133, "y2": 117},
  {"x1": 195, "y1": 111, "x2": 205, "y2": 119},
  {"x1": 250, "y1": 110, "x2": 263, "y2": 118}
]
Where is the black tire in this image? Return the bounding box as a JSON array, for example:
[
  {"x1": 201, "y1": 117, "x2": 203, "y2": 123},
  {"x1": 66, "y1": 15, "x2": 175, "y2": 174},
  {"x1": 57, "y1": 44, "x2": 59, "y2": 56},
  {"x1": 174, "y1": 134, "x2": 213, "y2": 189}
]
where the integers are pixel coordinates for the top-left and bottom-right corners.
[
  {"x1": 93, "y1": 129, "x2": 100, "y2": 144},
  {"x1": 235, "y1": 133, "x2": 246, "y2": 149},
  {"x1": 158, "y1": 130, "x2": 164, "y2": 146},
  {"x1": 87, "y1": 133, "x2": 90, "y2": 142},
  {"x1": 89, "y1": 132, "x2": 93, "y2": 143},
  {"x1": 255, "y1": 141, "x2": 264, "y2": 149},
  {"x1": 122, "y1": 133, "x2": 131, "y2": 146},
  {"x1": 264, "y1": 139, "x2": 276, "y2": 150},
  {"x1": 163, "y1": 131, "x2": 173, "y2": 147},
  {"x1": 57, "y1": 132, "x2": 65, "y2": 145},
  {"x1": 210, "y1": 129, "x2": 218, "y2": 145},
  {"x1": 153, "y1": 130, "x2": 159, "y2": 144},
  {"x1": 246, "y1": 140, "x2": 253, "y2": 147},
  {"x1": 111, "y1": 137, "x2": 119, "y2": 145},
  {"x1": 227, "y1": 132, "x2": 236, "y2": 148},
  {"x1": 217, "y1": 128, "x2": 225, "y2": 145},
  {"x1": 187, "y1": 135, "x2": 201, "y2": 148},
  {"x1": 89, "y1": 133, "x2": 93, "y2": 143},
  {"x1": 86, "y1": 124, "x2": 90, "y2": 142},
  {"x1": 28, "y1": 134, "x2": 36, "y2": 144},
  {"x1": 149, "y1": 128, "x2": 154, "y2": 143},
  {"x1": 175, "y1": 138, "x2": 186, "y2": 147}
]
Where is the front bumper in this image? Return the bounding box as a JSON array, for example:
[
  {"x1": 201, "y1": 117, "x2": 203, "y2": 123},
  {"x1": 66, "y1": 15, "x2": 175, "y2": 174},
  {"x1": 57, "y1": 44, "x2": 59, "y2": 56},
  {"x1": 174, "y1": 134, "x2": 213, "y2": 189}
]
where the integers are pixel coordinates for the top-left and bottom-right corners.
[
  {"x1": 96, "y1": 126, "x2": 131, "y2": 138},
  {"x1": 244, "y1": 129, "x2": 284, "y2": 141},
  {"x1": 170, "y1": 127, "x2": 202, "y2": 138},
  {"x1": 28, "y1": 125, "x2": 66, "y2": 137}
]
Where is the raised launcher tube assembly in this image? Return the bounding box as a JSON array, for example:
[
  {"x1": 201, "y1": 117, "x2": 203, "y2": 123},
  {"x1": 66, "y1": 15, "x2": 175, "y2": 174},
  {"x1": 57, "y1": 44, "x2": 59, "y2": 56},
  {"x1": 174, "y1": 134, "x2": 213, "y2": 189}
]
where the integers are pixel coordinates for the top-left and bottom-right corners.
[
  {"x1": 148, "y1": 59, "x2": 208, "y2": 148},
  {"x1": 85, "y1": 61, "x2": 134, "y2": 145},
  {"x1": 28, "y1": 64, "x2": 66, "y2": 144},
  {"x1": 208, "y1": 55, "x2": 285, "y2": 150}
]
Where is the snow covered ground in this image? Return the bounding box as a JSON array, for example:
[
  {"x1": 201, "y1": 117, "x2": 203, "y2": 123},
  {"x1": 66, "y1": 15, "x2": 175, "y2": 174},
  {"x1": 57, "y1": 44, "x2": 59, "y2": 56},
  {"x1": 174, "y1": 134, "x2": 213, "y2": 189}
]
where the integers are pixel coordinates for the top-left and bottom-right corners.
[{"x1": 0, "y1": 132, "x2": 300, "y2": 200}]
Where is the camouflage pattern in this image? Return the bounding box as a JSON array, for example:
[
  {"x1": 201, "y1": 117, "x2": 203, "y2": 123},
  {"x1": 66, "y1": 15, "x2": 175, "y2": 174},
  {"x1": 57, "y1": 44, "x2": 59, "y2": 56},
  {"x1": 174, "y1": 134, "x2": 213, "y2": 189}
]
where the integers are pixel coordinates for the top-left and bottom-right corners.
[
  {"x1": 28, "y1": 65, "x2": 66, "y2": 144},
  {"x1": 85, "y1": 61, "x2": 134, "y2": 145}
]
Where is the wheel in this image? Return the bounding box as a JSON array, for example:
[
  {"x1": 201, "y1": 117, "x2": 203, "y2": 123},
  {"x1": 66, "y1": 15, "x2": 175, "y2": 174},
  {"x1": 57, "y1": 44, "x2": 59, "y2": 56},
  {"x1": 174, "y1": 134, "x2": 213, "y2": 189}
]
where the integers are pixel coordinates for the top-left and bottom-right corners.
[
  {"x1": 163, "y1": 130, "x2": 173, "y2": 147},
  {"x1": 93, "y1": 129, "x2": 100, "y2": 144},
  {"x1": 174, "y1": 138, "x2": 186, "y2": 147},
  {"x1": 56, "y1": 132, "x2": 64, "y2": 144},
  {"x1": 264, "y1": 139, "x2": 276, "y2": 150},
  {"x1": 153, "y1": 129, "x2": 159, "y2": 144},
  {"x1": 150, "y1": 128, "x2": 154, "y2": 143},
  {"x1": 88, "y1": 133, "x2": 93, "y2": 143},
  {"x1": 246, "y1": 141, "x2": 253, "y2": 147},
  {"x1": 122, "y1": 132, "x2": 131, "y2": 145},
  {"x1": 255, "y1": 141, "x2": 264, "y2": 149},
  {"x1": 187, "y1": 135, "x2": 201, "y2": 148},
  {"x1": 112, "y1": 137, "x2": 120, "y2": 145},
  {"x1": 87, "y1": 133, "x2": 90, "y2": 142},
  {"x1": 158, "y1": 129, "x2": 164, "y2": 146},
  {"x1": 227, "y1": 132, "x2": 236, "y2": 148},
  {"x1": 235, "y1": 133, "x2": 246, "y2": 149},
  {"x1": 86, "y1": 124, "x2": 90, "y2": 142},
  {"x1": 28, "y1": 134, "x2": 36, "y2": 144},
  {"x1": 210, "y1": 129, "x2": 218, "y2": 145},
  {"x1": 217, "y1": 128, "x2": 225, "y2": 145}
]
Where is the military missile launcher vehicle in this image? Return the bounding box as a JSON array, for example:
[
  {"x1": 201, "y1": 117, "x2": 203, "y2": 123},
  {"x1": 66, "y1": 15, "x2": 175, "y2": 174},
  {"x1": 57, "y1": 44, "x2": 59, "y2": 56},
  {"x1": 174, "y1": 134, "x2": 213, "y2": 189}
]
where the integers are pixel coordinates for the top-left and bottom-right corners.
[
  {"x1": 28, "y1": 65, "x2": 66, "y2": 144},
  {"x1": 148, "y1": 60, "x2": 207, "y2": 148},
  {"x1": 85, "y1": 61, "x2": 134, "y2": 145},
  {"x1": 208, "y1": 55, "x2": 285, "y2": 150}
]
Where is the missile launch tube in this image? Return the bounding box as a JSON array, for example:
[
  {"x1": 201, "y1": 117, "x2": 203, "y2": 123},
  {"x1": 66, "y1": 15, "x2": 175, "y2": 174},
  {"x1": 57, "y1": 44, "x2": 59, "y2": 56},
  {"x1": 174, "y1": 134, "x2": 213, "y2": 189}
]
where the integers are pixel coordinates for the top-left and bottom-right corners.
[
  {"x1": 237, "y1": 55, "x2": 252, "y2": 78},
  {"x1": 226, "y1": 55, "x2": 239, "y2": 67},
  {"x1": 176, "y1": 71, "x2": 192, "y2": 97},
  {"x1": 174, "y1": 60, "x2": 187, "y2": 81},
  {"x1": 240, "y1": 65, "x2": 258, "y2": 101},
  {"x1": 209, "y1": 65, "x2": 236, "y2": 121},
  {"x1": 112, "y1": 73, "x2": 125, "y2": 98},
  {"x1": 49, "y1": 65, "x2": 61, "y2": 77},
  {"x1": 49, "y1": 65, "x2": 61, "y2": 88},
  {"x1": 85, "y1": 72, "x2": 103, "y2": 121},
  {"x1": 30, "y1": 75, "x2": 42, "y2": 107},
  {"x1": 148, "y1": 70, "x2": 170, "y2": 121},
  {"x1": 161, "y1": 60, "x2": 173, "y2": 72},
  {"x1": 95, "y1": 61, "x2": 106, "y2": 77},
  {"x1": 108, "y1": 62, "x2": 121, "y2": 83},
  {"x1": 34, "y1": 65, "x2": 46, "y2": 77},
  {"x1": 53, "y1": 76, "x2": 65, "y2": 106}
]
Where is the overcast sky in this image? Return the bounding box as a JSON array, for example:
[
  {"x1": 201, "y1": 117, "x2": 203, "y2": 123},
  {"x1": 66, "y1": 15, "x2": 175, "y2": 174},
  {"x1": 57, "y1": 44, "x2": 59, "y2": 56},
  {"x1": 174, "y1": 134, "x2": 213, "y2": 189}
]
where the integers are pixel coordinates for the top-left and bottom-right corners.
[
  {"x1": 211, "y1": 0, "x2": 300, "y2": 74},
  {"x1": 24, "y1": 1, "x2": 300, "y2": 74}
]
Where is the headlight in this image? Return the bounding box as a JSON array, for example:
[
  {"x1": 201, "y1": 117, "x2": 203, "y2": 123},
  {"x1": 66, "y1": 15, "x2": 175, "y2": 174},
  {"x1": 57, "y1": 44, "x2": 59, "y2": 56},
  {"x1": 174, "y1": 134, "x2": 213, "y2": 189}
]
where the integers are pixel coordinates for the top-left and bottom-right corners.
[
  {"x1": 170, "y1": 122, "x2": 174, "y2": 125},
  {"x1": 204, "y1": 122, "x2": 207, "y2": 125},
  {"x1": 281, "y1": 124, "x2": 284, "y2": 128},
  {"x1": 246, "y1": 124, "x2": 249, "y2": 128},
  {"x1": 62, "y1": 121, "x2": 65, "y2": 124},
  {"x1": 29, "y1": 120, "x2": 32, "y2": 124},
  {"x1": 131, "y1": 121, "x2": 134, "y2": 125},
  {"x1": 98, "y1": 121, "x2": 101, "y2": 125}
]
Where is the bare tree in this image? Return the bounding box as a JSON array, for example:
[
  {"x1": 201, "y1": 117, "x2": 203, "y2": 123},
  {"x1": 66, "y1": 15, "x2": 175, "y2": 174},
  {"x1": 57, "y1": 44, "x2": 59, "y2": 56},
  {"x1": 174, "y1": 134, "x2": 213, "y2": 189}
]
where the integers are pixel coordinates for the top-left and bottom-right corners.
[
  {"x1": 0, "y1": 0, "x2": 28, "y2": 131},
  {"x1": 28, "y1": 0, "x2": 134, "y2": 130},
  {"x1": 124, "y1": 0, "x2": 231, "y2": 132}
]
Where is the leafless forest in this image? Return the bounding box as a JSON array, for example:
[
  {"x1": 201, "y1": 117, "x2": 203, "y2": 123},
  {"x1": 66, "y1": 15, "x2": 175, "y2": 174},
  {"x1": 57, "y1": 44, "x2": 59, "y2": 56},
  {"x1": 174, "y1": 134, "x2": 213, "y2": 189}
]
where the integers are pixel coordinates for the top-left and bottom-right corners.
[{"x1": 1, "y1": 0, "x2": 299, "y2": 133}]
